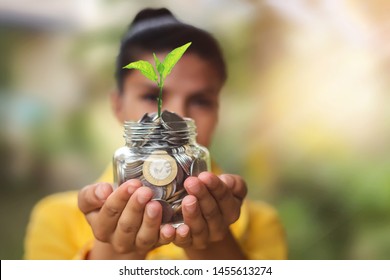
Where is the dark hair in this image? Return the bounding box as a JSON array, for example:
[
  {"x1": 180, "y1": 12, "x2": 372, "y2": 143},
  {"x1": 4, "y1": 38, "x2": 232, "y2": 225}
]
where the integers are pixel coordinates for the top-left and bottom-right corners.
[{"x1": 115, "y1": 8, "x2": 227, "y2": 92}]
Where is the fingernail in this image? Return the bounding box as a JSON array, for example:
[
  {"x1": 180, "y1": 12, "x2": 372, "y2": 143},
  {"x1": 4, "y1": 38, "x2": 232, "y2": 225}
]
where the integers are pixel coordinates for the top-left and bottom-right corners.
[
  {"x1": 137, "y1": 193, "x2": 149, "y2": 204},
  {"x1": 199, "y1": 172, "x2": 213, "y2": 185},
  {"x1": 127, "y1": 184, "x2": 139, "y2": 195},
  {"x1": 95, "y1": 185, "x2": 107, "y2": 201},
  {"x1": 185, "y1": 200, "x2": 197, "y2": 213},
  {"x1": 187, "y1": 182, "x2": 200, "y2": 193},
  {"x1": 178, "y1": 225, "x2": 189, "y2": 237},
  {"x1": 219, "y1": 175, "x2": 234, "y2": 188},
  {"x1": 147, "y1": 204, "x2": 159, "y2": 218}
]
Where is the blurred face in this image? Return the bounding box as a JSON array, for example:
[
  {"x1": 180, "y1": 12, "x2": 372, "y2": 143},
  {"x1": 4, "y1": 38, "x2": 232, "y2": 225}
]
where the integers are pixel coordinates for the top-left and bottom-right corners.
[{"x1": 111, "y1": 53, "x2": 224, "y2": 147}]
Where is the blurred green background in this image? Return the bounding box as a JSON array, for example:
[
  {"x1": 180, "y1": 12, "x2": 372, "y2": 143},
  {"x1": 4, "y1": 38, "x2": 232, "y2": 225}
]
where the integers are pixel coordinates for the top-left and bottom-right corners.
[{"x1": 1, "y1": 0, "x2": 389, "y2": 260}]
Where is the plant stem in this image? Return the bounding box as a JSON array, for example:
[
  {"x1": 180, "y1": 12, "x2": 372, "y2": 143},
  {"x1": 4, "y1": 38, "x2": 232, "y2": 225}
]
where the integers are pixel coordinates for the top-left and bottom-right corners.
[
  {"x1": 157, "y1": 71, "x2": 164, "y2": 118},
  {"x1": 158, "y1": 85, "x2": 163, "y2": 118}
]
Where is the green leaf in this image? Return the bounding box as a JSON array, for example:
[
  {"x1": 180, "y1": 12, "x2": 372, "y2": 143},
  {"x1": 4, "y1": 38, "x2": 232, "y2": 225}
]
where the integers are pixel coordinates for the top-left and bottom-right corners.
[
  {"x1": 153, "y1": 53, "x2": 165, "y2": 77},
  {"x1": 161, "y1": 42, "x2": 192, "y2": 79},
  {"x1": 123, "y1": 60, "x2": 157, "y2": 82}
]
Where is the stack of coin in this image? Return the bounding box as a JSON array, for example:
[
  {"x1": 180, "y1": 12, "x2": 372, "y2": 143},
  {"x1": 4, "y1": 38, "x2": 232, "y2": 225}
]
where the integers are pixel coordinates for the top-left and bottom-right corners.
[{"x1": 114, "y1": 111, "x2": 209, "y2": 226}]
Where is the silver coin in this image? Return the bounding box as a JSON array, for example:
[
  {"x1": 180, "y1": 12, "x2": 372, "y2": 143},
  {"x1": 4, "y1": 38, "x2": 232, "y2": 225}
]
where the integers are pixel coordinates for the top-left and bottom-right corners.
[
  {"x1": 124, "y1": 159, "x2": 143, "y2": 179},
  {"x1": 175, "y1": 165, "x2": 185, "y2": 186},
  {"x1": 141, "y1": 179, "x2": 166, "y2": 200},
  {"x1": 170, "y1": 210, "x2": 184, "y2": 228},
  {"x1": 149, "y1": 112, "x2": 159, "y2": 122},
  {"x1": 161, "y1": 111, "x2": 187, "y2": 131},
  {"x1": 190, "y1": 158, "x2": 208, "y2": 176},
  {"x1": 161, "y1": 110, "x2": 183, "y2": 122},
  {"x1": 171, "y1": 198, "x2": 183, "y2": 208},
  {"x1": 183, "y1": 145, "x2": 193, "y2": 157},
  {"x1": 138, "y1": 112, "x2": 158, "y2": 123},
  {"x1": 113, "y1": 161, "x2": 125, "y2": 188},
  {"x1": 153, "y1": 199, "x2": 174, "y2": 224},
  {"x1": 172, "y1": 151, "x2": 192, "y2": 175},
  {"x1": 139, "y1": 112, "x2": 151, "y2": 123}
]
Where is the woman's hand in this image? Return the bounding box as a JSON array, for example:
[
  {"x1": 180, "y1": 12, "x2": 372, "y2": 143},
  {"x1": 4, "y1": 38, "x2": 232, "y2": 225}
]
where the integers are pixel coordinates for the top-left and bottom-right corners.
[
  {"x1": 173, "y1": 172, "x2": 247, "y2": 258},
  {"x1": 77, "y1": 172, "x2": 247, "y2": 259},
  {"x1": 77, "y1": 179, "x2": 176, "y2": 259}
]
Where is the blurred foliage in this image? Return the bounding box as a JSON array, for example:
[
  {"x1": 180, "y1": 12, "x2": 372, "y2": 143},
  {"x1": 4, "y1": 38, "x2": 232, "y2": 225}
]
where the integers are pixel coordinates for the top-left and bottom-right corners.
[{"x1": 1, "y1": 0, "x2": 390, "y2": 260}]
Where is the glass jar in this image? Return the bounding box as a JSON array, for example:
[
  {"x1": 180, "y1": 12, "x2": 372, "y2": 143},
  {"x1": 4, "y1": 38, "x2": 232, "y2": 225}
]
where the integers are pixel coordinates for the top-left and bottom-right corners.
[{"x1": 113, "y1": 111, "x2": 210, "y2": 227}]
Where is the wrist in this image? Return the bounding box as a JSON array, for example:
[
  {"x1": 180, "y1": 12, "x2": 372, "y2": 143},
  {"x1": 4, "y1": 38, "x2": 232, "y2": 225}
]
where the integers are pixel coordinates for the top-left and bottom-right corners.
[
  {"x1": 88, "y1": 239, "x2": 147, "y2": 260},
  {"x1": 184, "y1": 230, "x2": 246, "y2": 260}
]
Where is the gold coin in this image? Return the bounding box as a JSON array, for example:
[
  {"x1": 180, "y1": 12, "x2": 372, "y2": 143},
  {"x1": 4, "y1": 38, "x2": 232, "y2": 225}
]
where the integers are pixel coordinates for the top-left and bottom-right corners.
[
  {"x1": 166, "y1": 188, "x2": 186, "y2": 203},
  {"x1": 164, "y1": 181, "x2": 176, "y2": 200},
  {"x1": 143, "y1": 150, "x2": 178, "y2": 186}
]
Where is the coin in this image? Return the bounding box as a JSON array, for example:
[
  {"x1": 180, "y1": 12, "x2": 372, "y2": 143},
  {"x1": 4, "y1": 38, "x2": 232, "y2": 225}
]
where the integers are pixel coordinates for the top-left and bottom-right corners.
[
  {"x1": 171, "y1": 202, "x2": 182, "y2": 219},
  {"x1": 113, "y1": 161, "x2": 125, "y2": 188},
  {"x1": 170, "y1": 210, "x2": 184, "y2": 228},
  {"x1": 190, "y1": 158, "x2": 208, "y2": 176},
  {"x1": 124, "y1": 159, "x2": 143, "y2": 179},
  {"x1": 153, "y1": 199, "x2": 174, "y2": 224},
  {"x1": 161, "y1": 111, "x2": 187, "y2": 131},
  {"x1": 175, "y1": 165, "x2": 185, "y2": 186},
  {"x1": 139, "y1": 112, "x2": 151, "y2": 123},
  {"x1": 139, "y1": 112, "x2": 158, "y2": 123},
  {"x1": 166, "y1": 188, "x2": 187, "y2": 203},
  {"x1": 172, "y1": 148, "x2": 192, "y2": 175},
  {"x1": 143, "y1": 150, "x2": 178, "y2": 186},
  {"x1": 164, "y1": 181, "x2": 177, "y2": 200},
  {"x1": 141, "y1": 179, "x2": 166, "y2": 200}
]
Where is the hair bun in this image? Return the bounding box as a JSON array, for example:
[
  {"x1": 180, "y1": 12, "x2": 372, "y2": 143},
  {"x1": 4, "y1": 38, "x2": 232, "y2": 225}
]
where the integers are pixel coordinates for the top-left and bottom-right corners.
[
  {"x1": 132, "y1": 8, "x2": 176, "y2": 26},
  {"x1": 125, "y1": 8, "x2": 180, "y2": 39}
]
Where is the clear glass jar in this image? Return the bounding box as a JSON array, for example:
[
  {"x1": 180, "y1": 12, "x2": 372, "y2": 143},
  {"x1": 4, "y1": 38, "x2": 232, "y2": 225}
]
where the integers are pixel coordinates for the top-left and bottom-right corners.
[{"x1": 113, "y1": 112, "x2": 210, "y2": 227}]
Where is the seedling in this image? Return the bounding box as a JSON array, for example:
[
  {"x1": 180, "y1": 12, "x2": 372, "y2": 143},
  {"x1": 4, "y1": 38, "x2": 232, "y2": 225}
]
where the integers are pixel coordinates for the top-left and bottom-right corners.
[{"x1": 123, "y1": 42, "x2": 192, "y2": 118}]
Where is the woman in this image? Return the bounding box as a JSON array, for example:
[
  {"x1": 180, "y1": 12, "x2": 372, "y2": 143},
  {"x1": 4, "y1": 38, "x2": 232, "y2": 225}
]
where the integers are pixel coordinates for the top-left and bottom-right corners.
[{"x1": 24, "y1": 7, "x2": 287, "y2": 260}]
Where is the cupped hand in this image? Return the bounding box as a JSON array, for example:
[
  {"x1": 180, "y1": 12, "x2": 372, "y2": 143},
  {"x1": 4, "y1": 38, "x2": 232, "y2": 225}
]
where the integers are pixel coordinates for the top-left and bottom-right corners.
[
  {"x1": 77, "y1": 180, "x2": 176, "y2": 259},
  {"x1": 173, "y1": 172, "x2": 247, "y2": 250}
]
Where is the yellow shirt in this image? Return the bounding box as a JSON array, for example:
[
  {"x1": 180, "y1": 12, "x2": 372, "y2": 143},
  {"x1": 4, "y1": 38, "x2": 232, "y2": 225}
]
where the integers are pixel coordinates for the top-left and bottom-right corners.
[{"x1": 24, "y1": 164, "x2": 288, "y2": 260}]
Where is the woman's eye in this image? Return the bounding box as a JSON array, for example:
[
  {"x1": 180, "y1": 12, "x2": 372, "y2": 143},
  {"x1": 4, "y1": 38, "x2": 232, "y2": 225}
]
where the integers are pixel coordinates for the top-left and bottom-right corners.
[
  {"x1": 141, "y1": 93, "x2": 158, "y2": 103},
  {"x1": 190, "y1": 97, "x2": 215, "y2": 108}
]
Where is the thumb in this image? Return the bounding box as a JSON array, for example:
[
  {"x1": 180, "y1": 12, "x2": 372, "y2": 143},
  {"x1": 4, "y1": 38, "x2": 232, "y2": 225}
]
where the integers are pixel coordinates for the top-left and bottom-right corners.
[{"x1": 78, "y1": 182, "x2": 113, "y2": 214}]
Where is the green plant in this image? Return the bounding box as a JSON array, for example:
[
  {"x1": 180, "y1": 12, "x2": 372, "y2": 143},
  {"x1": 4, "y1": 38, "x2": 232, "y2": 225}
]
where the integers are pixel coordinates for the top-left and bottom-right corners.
[{"x1": 123, "y1": 42, "x2": 192, "y2": 118}]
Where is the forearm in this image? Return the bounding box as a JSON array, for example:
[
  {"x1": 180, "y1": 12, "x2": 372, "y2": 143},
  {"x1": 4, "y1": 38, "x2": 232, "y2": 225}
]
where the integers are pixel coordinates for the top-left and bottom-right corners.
[
  {"x1": 184, "y1": 230, "x2": 247, "y2": 260},
  {"x1": 87, "y1": 239, "x2": 147, "y2": 260}
]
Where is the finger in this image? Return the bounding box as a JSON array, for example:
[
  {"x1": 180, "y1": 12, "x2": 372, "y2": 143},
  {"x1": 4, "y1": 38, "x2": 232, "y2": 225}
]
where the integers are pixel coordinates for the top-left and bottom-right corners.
[
  {"x1": 135, "y1": 200, "x2": 162, "y2": 251},
  {"x1": 199, "y1": 173, "x2": 240, "y2": 225},
  {"x1": 159, "y1": 224, "x2": 176, "y2": 246},
  {"x1": 93, "y1": 180, "x2": 142, "y2": 240},
  {"x1": 112, "y1": 187, "x2": 153, "y2": 253},
  {"x1": 181, "y1": 195, "x2": 208, "y2": 249},
  {"x1": 173, "y1": 224, "x2": 192, "y2": 248},
  {"x1": 78, "y1": 182, "x2": 113, "y2": 214},
  {"x1": 184, "y1": 176, "x2": 225, "y2": 240},
  {"x1": 219, "y1": 174, "x2": 247, "y2": 200}
]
